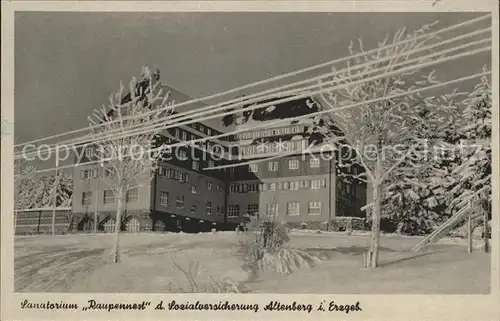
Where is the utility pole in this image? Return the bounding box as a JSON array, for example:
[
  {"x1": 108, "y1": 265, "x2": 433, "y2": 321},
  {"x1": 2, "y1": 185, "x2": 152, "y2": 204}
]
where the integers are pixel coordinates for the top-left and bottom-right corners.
[
  {"x1": 51, "y1": 155, "x2": 60, "y2": 236},
  {"x1": 94, "y1": 164, "x2": 100, "y2": 234}
]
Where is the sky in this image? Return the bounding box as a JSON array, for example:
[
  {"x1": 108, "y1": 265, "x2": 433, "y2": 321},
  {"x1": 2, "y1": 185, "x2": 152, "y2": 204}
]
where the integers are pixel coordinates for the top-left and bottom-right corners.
[{"x1": 14, "y1": 12, "x2": 491, "y2": 145}]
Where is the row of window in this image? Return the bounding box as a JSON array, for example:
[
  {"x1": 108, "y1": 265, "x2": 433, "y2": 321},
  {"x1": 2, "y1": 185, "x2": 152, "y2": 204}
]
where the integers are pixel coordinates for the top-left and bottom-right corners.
[
  {"x1": 238, "y1": 140, "x2": 307, "y2": 156},
  {"x1": 80, "y1": 167, "x2": 114, "y2": 180},
  {"x1": 227, "y1": 201, "x2": 322, "y2": 217},
  {"x1": 229, "y1": 178, "x2": 327, "y2": 194},
  {"x1": 184, "y1": 122, "x2": 221, "y2": 138},
  {"x1": 157, "y1": 166, "x2": 223, "y2": 192},
  {"x1": 249, "y1": 158, "x2": 321, "y2": 173},
  {"x1": 158, "y1": 191, "x2": 224, "y2": 215},
  {"x1": 169, "y1": 128, "x2": 228, "y2": 156},
  {"x1": 81, "y1": 188, "x2": 138, "y2": 206},
  {"x1": 234, "y1": 125, "x2": 302, "y2": 140}
]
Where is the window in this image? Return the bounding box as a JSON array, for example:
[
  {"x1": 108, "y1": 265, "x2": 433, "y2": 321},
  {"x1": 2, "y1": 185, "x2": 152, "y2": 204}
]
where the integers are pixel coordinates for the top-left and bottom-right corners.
[
  {"x1": 266, "y1": 203, "x2": 279, "y2": 217},
  {"x1": 85, "y1": 148, "x2": 94, "y2": 158},
  {"x1": 178, "y1": 172, "x2": 184, "y2": 183},
  {"x1": 192, "y1": 161, "x2": 200, "y2": 171},
  {"x1": 191, "y1": 185, "x2": 198, "y2": 194},
  {"x1": 182, "y1": 131, "x2": 187, "y2": 141},
  {"x1": 290, "y1": 181, "x2": 299, "y2": 190},
  {"x1": 229, "y1": 184, "x2": 236, "y2": 194},
  {"x1": 176, "y1": 195, "x2": 184, "y2": 209},
  {"x1": 206, "y1": 128, "x2": 211, "y2": 136},
  {"x1": 175, "y1": 128, "x2": 180, "y2": 138},
  {"x1": 249, "y1": 163, "x2": 259, "y2": 173},
  {"x1": 179, "y1": 150, "x2": 187, "y2": 160},
  {"x1": 321, "y1": 178, "x2": 327, "y2": 188},
  {"x1": 249, "y1": 183, "x2": 258, "y2": 193},
  {"x1": 277, "y1": 182, "x2": 283, "y2": 191},
  {"x1": 292, "y1": 126, "x2": 299, "y2": 133},
  {"x1": 184, "y1": 173, "x2": 189, "y2": 183},
  {"x1": 103, "y1": 190, "x2": 115, "y2": 204},
  {"x1": 126, "y1": 188, "x2": 139, "y2": 202},
  {"x1": 310, "y1": 158, "x2": 320, "y2": 168},
  {"x1": 269, "y1": 183, "x2": 277, "y2": 191},
  {"x1": 80, "y1": 170, "x2": 90, "y2": 179},
  {"x1": 248, "y1": 204, "x2": 259, "y2": 215},
  {"x1": 216, "y1": 206, "x2": 222, "y2": 215},
  {"x1": 207, "y1": 180, "x2": 212, "y2": 190},
  {"x1": 206, "y1": 201, "x2": 212, "y2": 215},
  {"x1": 268, "y1": 161, "x2": 279, "y2": 171},
  {"x1": 288, "y1": 160, "x2": 299, "y2": 170},
  {"x1": 311, "y1": 180, "x2": 321, "y2": 189},
  {"x1": 287, "y1": 202, "x2": 300, "y2": 216},
  {"x1": 228, "y1": 205, "x2": 240, "y2": 218},
  {"x1": 199, "y1": 125, "x2": 205, "y2": 133},
  {"x1": 82, "y1": 192, "x2": 93, "y2": 206},
  {"x1": 259, "y1": 183, "x2": 267, "y2": 192},
  {"x1": 159, "y1": 191, "x2": 169, "y2": 207},
  {"x1": 300, "y1": 180, "x2": 309, "y2": 189},
  {"x1": 217, "y1": 184, "x2": 222, "y2": 192},
  {"x1": 208, "y1": 160, "x2": 215, "y2": 168},
  {"x1": 191, "y1": 205, "x2": 196, "y2": 213},
  {"x1": 308, "y1": 201, "x2": 322, "y2": 215}
]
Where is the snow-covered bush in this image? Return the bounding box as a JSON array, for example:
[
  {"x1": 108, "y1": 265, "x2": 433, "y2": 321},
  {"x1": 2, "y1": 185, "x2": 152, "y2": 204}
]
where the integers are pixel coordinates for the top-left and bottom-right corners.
[{"x1": 237, "y1": 215, "x2": 320, "y2": 275}]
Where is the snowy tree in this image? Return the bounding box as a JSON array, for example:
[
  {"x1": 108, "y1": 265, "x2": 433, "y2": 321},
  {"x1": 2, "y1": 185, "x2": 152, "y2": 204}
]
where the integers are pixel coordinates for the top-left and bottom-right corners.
[
  {"x1": 448, "y1": 72, "x2": 491, "y2": 251},
  {"x1": 14, "y1": 161, "x2": 38, "y2": 210},
  {"x1": 316, "y1": 21, "x2": 453, "y2": 267},
  {"x1": 87, "y1": 66, "x2": 174, "y2": 263},
  {"x1": 380, "y1": 89, "x2": 465, "y2": 235},
  {"x1": 411, "y1": 71, "x2": 491, "y2": 252}
]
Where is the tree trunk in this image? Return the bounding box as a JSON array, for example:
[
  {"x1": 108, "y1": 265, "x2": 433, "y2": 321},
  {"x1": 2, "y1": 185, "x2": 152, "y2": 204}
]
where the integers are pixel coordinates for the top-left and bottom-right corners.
[
  {"x1": 483, "y1": 202, "x2": 489, "y2": 253},
  {"x1": 113, "y1": 186, "x2": 124, "y2": 263},
  {"x1": 467, "y1": 213, "x2": 472, "y2": 254},
  {"x1": 368, "y1": 180, "x2": 382, "y2": 268}
]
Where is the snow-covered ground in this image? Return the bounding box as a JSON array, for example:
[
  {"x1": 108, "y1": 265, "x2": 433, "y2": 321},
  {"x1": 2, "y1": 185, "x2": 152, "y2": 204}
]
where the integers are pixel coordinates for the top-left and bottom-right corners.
[{"x1": 14, "y1": 232, "x2": 490, "y2": 294}]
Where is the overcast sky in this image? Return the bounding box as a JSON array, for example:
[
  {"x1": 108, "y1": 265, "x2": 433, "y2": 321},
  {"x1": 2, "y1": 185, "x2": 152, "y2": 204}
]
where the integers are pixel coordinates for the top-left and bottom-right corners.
[{"x1": 15, "y1": 12, "x2": 490, "y2": 144}]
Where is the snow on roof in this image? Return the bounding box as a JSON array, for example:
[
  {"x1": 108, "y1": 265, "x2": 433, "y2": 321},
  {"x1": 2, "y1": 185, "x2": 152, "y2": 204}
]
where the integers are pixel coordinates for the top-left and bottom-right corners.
[{"x1": 159, "y1": 84, "x2": 225, "y2": 132}]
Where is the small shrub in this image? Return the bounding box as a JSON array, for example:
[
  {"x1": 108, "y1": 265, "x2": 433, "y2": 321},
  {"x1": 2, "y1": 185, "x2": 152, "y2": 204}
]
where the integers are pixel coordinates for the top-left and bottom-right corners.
[{"x1": 238, "y1": 216, "x2": 321, "y2": 275}]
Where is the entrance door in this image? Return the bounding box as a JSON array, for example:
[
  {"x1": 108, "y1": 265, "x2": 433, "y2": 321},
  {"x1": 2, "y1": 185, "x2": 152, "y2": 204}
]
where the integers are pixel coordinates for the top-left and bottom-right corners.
[
  {"x1": 126, "y1": 218, "x2": 140, "y2": 232},
  {"x1": 103, "y1": 219, "x2": 115, "y2": 233}
]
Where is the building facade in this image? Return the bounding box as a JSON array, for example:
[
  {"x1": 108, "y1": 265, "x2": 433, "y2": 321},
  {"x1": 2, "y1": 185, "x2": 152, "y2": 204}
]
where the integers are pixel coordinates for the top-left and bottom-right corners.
[{"x1": 70, "y1": 84, "x2": 368, "y2": 233}]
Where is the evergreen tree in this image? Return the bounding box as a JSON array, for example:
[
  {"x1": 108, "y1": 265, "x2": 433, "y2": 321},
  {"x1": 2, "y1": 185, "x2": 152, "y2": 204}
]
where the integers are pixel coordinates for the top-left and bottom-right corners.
[
  {"x1": 449, "y1": 72, "x2": 491, "y2": 246},
  {"x1": 381, "y1": 89, "x2": 465, "y2": 235}
]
